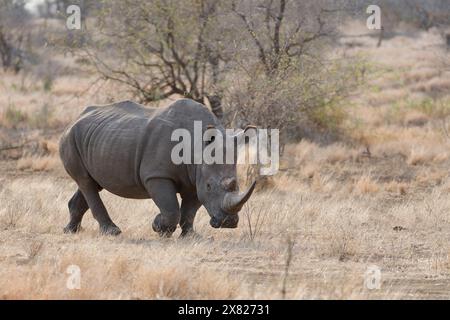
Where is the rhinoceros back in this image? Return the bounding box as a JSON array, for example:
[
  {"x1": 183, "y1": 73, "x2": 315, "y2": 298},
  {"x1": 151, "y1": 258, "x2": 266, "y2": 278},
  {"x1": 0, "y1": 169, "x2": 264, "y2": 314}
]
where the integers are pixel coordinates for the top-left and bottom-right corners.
[{"x1": 63, "y1": 101, "x2": 159, "y2": 198}]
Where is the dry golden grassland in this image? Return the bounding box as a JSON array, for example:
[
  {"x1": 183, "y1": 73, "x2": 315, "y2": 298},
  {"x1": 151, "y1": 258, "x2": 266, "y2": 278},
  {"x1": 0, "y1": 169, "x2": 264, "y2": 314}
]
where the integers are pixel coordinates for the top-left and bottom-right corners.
[{"x1": 1, "y1": 22, "x2": 450, "y2": 299}]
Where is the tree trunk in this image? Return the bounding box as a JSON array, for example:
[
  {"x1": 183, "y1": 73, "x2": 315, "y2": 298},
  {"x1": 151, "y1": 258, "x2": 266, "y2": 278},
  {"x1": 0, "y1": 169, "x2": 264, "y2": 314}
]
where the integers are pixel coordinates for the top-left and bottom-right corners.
[
  {"x1": 0, "y1": 29, "x2": 12, "y2": 70},
  {"x1": 377, "y1": 26, "x2": 384, "y2": 48}
]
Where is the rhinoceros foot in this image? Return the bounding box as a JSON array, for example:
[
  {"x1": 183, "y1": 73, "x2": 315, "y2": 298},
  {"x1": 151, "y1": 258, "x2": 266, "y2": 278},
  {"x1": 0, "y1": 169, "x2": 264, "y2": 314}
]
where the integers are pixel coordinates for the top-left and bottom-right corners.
[
  {"x1": 63, "y1": 223, "x2": 83, "y2": 234},
  {"x1": 152, "y1": 213, "x2": 177, "y2": 237},
  {"x1": 100, "y1": 224, "x2": 122, "y2": 236}
]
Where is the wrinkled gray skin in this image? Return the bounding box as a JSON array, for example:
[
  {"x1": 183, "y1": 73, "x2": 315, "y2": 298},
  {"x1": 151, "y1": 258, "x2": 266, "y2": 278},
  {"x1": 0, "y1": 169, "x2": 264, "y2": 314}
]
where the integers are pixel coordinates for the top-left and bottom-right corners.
[{"x1": 59, "y1": 99, "x2": 256, "y2": 237}]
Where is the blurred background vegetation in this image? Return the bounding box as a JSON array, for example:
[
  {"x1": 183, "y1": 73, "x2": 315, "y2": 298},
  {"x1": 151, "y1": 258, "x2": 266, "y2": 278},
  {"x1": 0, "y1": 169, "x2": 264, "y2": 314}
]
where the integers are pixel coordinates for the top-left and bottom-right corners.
[{"x1": 0, "y1": 0, "x2": 449, "y2": 149}]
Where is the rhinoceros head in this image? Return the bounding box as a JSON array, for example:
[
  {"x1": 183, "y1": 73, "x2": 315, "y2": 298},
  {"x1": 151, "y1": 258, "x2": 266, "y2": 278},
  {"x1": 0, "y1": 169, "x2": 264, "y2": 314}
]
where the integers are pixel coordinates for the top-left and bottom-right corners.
[{"x1": 195, "y1": 126, "x2": 256, "y2": 229}]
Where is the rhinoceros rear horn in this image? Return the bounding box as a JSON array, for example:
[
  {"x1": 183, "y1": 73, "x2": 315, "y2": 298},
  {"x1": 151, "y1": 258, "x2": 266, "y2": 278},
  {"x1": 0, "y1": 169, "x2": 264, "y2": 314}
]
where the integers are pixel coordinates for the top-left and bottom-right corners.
[{"x1": 222, "y1": 181, "x2": 256, "y2": 213}]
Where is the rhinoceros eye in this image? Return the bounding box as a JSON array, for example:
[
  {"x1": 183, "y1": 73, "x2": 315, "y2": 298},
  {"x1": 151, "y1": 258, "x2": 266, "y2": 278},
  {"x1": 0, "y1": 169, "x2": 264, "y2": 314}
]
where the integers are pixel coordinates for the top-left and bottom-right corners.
[{"x1": 206, "y1": 183, "x2": 212, "y2": 191}]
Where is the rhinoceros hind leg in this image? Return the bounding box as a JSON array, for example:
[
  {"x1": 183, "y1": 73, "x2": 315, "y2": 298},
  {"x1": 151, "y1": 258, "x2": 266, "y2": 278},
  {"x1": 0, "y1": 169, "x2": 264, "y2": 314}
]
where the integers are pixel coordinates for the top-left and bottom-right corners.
[
  {"x1": 79, "y1": 181, "x2": 122, "y2": 236},
  {"x1": 146, "y1": 178, "x2": 180, "y2": 237},
  {"x1": 63, "y1": 189, "x2": 88, "y2": 233}
]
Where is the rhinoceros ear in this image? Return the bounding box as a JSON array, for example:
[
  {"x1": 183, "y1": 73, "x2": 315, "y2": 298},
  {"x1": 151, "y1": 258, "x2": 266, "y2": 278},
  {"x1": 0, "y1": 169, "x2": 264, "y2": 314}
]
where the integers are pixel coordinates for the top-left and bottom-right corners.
[
  {"x1": 228, "y1": 126, "x2": 258, "y2": 163},
  {"x1": 232, "y1": 125, "x2": 258, "y2": 142},
  {"x1": 244, "y1": 125, "x2": 257, "y2": 132}
]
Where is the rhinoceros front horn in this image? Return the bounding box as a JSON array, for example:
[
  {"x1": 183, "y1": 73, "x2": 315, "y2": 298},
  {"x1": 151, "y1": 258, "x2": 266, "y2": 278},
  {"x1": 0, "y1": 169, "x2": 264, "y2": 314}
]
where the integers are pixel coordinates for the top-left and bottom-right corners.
[{"x1": 222, "y1": 181, "x2": 256, "y2": 213}]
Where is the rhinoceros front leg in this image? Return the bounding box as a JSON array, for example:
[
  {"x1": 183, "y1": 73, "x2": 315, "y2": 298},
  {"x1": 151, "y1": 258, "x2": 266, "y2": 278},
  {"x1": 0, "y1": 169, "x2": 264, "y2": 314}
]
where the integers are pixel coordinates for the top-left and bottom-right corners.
[
  {"x1": 145, "y1": 178, "x2": 180, "y2": 237},
  {"x1": 179, "y1": 195, "x2": 201, "y2": 238}
]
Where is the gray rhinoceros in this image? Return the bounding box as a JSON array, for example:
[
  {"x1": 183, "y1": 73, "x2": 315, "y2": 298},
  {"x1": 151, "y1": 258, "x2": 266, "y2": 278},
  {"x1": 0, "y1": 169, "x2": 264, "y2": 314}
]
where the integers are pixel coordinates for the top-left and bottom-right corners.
[{"x1": 59, "y1": 99, "x2": 256, "y2": 237}]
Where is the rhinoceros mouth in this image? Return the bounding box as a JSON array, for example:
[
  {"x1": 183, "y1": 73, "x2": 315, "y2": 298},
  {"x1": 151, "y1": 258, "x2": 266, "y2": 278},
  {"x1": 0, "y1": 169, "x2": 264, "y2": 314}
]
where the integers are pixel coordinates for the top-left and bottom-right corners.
[{"x1": 210, "y1": 215, "x2": 238, "y2": 229}]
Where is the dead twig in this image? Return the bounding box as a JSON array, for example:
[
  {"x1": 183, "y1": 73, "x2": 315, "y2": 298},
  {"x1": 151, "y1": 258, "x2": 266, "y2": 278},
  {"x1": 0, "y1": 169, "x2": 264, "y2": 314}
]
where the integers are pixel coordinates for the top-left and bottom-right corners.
[
  {"x1": 281, "y1": 236, "x2": 294, "y2": 299},
  {"x1": 0, "y1": 144, "x2": 25, "y2": 152}
]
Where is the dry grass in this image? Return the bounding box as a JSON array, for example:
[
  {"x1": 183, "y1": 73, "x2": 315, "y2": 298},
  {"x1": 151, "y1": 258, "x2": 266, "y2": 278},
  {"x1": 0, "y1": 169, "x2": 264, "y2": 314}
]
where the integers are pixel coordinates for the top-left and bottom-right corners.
[
  {"x1": 0, "y1": 250, "x2": 239, "y2": 299},
  {"x1": 384, "y1": 181, "x2": 408, "y2": 195},
  {"x1": 17, "y1": 155, "x2": 60, "y2": 172},
  {"x1": 2, "y1": 163, "x2": 450, "y2": 299},
  {"x1": 354, "y1": 175, "x2": 380, "y2": 195}
]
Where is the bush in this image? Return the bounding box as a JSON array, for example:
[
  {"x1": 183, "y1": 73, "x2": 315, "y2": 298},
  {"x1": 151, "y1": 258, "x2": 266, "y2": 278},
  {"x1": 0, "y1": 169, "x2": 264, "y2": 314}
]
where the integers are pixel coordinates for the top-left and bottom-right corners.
[{"x1": 224, "y1": 56, "x2": 365, "y2": 149}]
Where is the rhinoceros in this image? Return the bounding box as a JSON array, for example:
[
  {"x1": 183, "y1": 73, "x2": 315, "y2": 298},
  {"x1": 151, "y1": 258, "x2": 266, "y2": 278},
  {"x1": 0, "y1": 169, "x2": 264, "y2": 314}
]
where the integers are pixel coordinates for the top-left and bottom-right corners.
[{"x1": 59, "y1": 99, "x2": 256, "y2": 237}]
